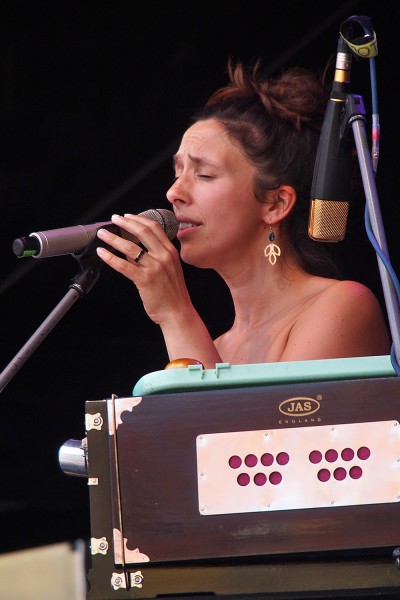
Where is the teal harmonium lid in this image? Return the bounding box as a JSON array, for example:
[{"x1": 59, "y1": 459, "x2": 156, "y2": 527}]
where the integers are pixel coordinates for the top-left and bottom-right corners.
[{"x1": 133, "y1": 354, "x2": 396, "y2": 396}]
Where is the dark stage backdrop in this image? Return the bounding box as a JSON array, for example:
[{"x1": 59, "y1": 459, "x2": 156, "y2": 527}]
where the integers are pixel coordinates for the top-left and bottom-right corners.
[{"x1": 1, "y1": 0, "x2": 399, "y2": 553}]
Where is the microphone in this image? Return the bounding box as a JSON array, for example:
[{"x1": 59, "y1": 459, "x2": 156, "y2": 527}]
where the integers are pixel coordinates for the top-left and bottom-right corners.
[
  {"x1": 308, "y1": 34, "x2": 353, "y2": 242},
  {"x1": 12, "y1": 208, "x2": 178, "y2": 258}
]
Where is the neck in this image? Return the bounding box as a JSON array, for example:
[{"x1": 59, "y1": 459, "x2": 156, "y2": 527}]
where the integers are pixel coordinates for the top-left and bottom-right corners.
[{"x1": 217, "y1": 248, "x2": 309, "y2": 329}]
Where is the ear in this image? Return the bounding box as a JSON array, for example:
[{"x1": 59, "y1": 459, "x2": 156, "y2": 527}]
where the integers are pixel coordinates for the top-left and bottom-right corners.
[{"x1": 261, "y1": 185, "x2": 297, "y2": 225}]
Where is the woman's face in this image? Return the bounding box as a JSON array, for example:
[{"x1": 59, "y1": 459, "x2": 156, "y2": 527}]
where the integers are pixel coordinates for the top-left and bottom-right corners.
[{"x1": 167, "y1": 119, "x2": 267, "y2": 269}]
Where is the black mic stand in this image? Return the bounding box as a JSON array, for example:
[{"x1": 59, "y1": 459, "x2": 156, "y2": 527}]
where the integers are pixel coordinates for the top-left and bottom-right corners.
[
  {"x1": 344, "y1": 93, "x2": 400, "y2": 367},
  {"x1": 0, "y1": 246, "x2": 103, "y2": 394}
]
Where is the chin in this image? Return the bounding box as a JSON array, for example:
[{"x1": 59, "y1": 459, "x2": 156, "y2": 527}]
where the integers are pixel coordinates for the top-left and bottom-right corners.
[{"x1": 179, "y1": 247, "x2": 212, "y2": 269}]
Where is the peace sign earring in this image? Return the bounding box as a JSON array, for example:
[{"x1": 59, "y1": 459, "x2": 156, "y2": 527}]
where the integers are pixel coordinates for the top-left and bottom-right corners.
[{"x1": 264, "y1": 224, "x2": 281, "y2": 265}]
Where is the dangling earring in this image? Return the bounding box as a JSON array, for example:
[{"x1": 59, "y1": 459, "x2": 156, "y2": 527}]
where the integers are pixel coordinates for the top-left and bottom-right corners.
[{"x1": 264, "y1": 224, "x2": 281, "y2": 265}]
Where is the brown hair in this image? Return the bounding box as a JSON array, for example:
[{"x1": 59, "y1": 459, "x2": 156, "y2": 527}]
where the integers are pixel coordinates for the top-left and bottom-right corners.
[{"x1": 193, "y1": 60, "x2": 343, "y2": 278}]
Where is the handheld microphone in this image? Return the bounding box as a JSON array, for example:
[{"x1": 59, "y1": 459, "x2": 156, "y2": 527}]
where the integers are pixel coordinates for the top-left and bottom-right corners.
[
  {"x1": 308, "y1": 35, "x2": 353, "y2": 242},
  {"x1": 12, "y1": 209, "x2": 178, "y2": 258}
]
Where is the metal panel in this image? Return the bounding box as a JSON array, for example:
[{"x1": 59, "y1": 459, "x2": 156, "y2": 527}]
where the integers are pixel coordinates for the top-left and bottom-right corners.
[{"x1": 197, "y1": 420, "x2": 400, "y2": 515}]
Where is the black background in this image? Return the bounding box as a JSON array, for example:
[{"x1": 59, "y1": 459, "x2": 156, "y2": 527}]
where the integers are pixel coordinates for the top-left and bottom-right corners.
[{"x1": 1, "y1": 0, "x2": 399, "y2": 554}]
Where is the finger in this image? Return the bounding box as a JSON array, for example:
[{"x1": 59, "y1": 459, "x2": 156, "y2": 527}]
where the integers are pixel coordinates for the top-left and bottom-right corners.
[
  {"x1": 96, "y1": 246, "x2": 139, "y2": 280},
  {"x1": 97, "y1": 227, "x2": 143, "y2": 262},
  {"x1": 112, "y1": 213, "x2": 171, "y2": 251}
]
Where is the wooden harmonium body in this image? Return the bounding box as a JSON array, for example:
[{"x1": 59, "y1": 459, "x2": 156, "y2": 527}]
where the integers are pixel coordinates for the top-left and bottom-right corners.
[{"x1": 85, "y1": 355, "x2": 400, "y2": 598}]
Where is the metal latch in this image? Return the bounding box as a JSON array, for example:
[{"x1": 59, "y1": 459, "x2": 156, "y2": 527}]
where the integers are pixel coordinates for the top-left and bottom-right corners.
[
  {"x1": 91, "y1": 537, "x2": 108, "y2": 555},
  {"x1": 85, "y1": 412, "x2": 103, "y2": 431}
]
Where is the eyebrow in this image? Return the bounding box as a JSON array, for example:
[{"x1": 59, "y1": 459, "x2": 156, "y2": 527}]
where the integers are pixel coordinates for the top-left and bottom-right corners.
[{"x1": 172, "y1": 153, "x2": 220, "y2": 170}]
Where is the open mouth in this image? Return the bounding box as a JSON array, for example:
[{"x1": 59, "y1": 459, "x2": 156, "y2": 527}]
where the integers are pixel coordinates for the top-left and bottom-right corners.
[{"x1": 178, "y1": 222, "x2": 200, "y2": 231}]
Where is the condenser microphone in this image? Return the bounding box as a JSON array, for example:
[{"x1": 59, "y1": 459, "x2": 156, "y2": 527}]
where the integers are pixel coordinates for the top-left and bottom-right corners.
[
  {"x1": 12, "y1": 208, "x2": 178, "y2": 258},
  {"x1": 308, "y1": 35, "x2": 353, "y2": 242}
]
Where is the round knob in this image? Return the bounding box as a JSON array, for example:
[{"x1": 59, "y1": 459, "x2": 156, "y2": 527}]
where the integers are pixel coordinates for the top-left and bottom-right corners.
[{"x1": 164, "y1": 358, "x2": 204, "y2": 370}]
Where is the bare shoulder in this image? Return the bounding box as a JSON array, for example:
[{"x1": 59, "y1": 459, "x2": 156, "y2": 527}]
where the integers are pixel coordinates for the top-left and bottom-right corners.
[
  {"x1": 311, "y1": 279, "x2": 388, "y2": 327},
  {"x1": 282, "y1": 278, "x2": 390, "y2": 361},
  {"x1": 306, "y1": 278, "x2": 389, "y2": 331},
  {"x1": 315, "y1": 279, "x2": 382, "y2": 308}
]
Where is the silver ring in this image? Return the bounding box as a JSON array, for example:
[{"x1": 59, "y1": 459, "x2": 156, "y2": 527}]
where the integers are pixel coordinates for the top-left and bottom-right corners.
[{"x1": 133, "y1": 248, "x2": 146, "y2": 263}]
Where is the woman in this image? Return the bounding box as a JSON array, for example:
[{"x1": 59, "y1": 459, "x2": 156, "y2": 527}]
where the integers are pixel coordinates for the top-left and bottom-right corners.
[{"x1": 96, "y1": 61, "x2": 390, "y2": 368}]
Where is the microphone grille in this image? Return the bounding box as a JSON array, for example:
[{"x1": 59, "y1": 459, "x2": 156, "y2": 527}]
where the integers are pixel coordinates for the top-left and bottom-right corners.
[
  {"x1": 308, "y1": 199, "x2": 349, "y2": 242},
  {"x1": 140, "y1": 209, "x2": 178, "y2": 240}
]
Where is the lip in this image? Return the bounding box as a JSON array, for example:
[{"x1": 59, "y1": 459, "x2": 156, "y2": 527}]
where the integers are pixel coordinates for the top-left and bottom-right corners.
[
  {"x1": 177, "y1": 223, "x2": 201, "y2": 240},
  {"x1": 175, "y1": 216, "x2": 202, "y2": 240}
]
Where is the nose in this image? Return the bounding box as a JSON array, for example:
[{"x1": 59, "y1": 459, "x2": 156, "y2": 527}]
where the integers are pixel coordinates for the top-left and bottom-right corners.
[{"x1": 166, "y1": 176, "x2": 190, "y2": 207}]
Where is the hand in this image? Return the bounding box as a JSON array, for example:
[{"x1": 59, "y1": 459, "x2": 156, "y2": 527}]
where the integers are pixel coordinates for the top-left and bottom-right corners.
[{"x1": 96, "y1": 213, "x2": 191, "y2": 325}]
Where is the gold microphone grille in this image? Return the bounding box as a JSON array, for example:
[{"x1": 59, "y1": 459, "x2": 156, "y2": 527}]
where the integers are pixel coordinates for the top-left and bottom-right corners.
[{"x1": 308, "y1": 199, "x2": 349, "y2": 242}]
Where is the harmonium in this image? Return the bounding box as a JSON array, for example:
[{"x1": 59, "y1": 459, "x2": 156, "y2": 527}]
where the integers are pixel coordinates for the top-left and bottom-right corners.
[{"x1": 60, "y1": 354, "x2": 400, "y2": 599}]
